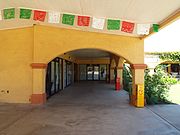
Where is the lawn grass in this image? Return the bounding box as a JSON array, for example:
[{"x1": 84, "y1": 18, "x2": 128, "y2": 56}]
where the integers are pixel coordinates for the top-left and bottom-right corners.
[{"x1": 167, "y1": 84, "x2": 180, "y2": 104}]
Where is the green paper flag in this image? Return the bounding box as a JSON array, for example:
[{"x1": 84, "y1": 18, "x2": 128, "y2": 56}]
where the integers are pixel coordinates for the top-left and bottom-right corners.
[
  {"x1": 4, "y1": 8, "x2": 15, "y2": 19},
  {"x1": 20, "y1": 9, "x2": 32, "y2": 19},
  {"x1": 62, "y1": 14, "x2": 75, "y2": 26},
  {"x1": 153, "y1": 24, "x2": 159, "y2": 32},
  {"x1": 107, "y1": 19, "x2": 120, "y2": 30}
]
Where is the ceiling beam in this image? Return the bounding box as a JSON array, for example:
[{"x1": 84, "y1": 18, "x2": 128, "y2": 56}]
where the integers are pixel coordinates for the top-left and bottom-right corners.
[{"x1": 140, "y1": 9, "x2": 180, "y2": 40}]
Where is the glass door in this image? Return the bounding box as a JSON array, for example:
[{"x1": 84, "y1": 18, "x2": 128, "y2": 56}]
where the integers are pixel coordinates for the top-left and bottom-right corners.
[
  {"x1": 55, "y1": 59, "x2": 60, "y2": 91},
  {"x1": 63, "y1": 60, "x2": 67, "y2": 88},
  {"x1": 46, "y1": 63, "x2": 51, "y2": 98},
  {"x1": 80, "y1": 64, "x2": 86, "y2": 80},
  {"x1": 46, "y1": 58, "x2": 61, "y2": 98},
  {"x1": 50, "y1": 61, "x2": 55, "y2": 94},
  {"x1": 87, "y1": 65, "x2": 93, "y2": 80},
  {"x1": 67, "y1": 62, "x2": 72, "y2": 86},
  {"x1": 59, "y1": 59, "x2": 62, "y2": 90},
  {"x1": 100, "y1": 65, "x2": 107, "y2": 80},
  {"x1": 93, "y1": 65, "x2": 100, "y2": 80}
]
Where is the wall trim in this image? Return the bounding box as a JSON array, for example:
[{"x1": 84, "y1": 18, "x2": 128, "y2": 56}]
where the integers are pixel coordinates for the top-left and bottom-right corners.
[
  {"x1": 31, "y1": 63, "x2": 47, "y2": 69},
  {"x1": 30, "y1": 93, "x2": 46, "y2": 104},
  {"x1": 131, "y1": 64, "x2": 147, "y2": 69}
]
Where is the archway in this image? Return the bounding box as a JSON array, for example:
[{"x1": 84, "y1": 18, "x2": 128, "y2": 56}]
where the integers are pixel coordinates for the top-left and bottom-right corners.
[
  {"x1": 45, "y1": 48, "x2": 129, "y2": 99},
  {"x1": 33, "y1": 25, "x2": 144, "y2": 64},
  {"x1": 31, "y1": 25, "x2": 146, "y2": 107}
]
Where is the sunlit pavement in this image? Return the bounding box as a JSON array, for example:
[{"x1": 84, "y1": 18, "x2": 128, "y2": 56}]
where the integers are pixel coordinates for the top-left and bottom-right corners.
[
  {"x1": 0, "y1": 82, "x2": 180, "y2": 135},
  {"x1": 168, "y1": 84, "x2": 180, "y2": 105},
  {"x1": 148, "y1": 104, "x2": 180, "y2": 131}
]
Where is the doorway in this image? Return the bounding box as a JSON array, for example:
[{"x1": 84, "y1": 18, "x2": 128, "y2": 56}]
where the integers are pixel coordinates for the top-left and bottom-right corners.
[
  {"x1": 87, "y1": 65, "x2": 94, "y2": 80},
  {"x1": 46, "y1": 58, "x2": 62, "y2": 98},
  {"x1": 93, "y1": 65, "x2": 100, "y2": 80},
  {"x1": 87, "y1": 64, "x2": 100, "y2": 81},
  {"x1": 80, "y1": 64, "x2": 108, "y2": 81}
]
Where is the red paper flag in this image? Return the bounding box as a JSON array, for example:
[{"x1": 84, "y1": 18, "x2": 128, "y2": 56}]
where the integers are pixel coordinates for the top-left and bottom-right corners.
[
  {"x1": 121, "y1": 21, "x2": 135, "y2": 33},
  {"x1": 77, "y1": 16, "x2": 90, "y2": 26},
  {"x1": 33, "y1": 10, "x2": 46, "y2": 22}
]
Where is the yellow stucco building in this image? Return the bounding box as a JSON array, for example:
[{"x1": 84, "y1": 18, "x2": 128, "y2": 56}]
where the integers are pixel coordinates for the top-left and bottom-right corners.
[
  {"x1": 0, "y1": 25, "x2": 146, "y2": 107},
  {"x1": 0, "y1": 1, "x2": 179, "y2": 108}
]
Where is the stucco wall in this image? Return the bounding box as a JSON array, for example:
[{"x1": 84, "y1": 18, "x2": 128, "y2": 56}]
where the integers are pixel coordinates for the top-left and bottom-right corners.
[
  {"x1": 0, "y1": 27, "x2": 33, "y2": 103},
  {"x1": 33, "y1": 25, "x2": 144, "y2": 64},
  {"x1": 0, "y1": 25, "x2": 144, "y2": 103}
]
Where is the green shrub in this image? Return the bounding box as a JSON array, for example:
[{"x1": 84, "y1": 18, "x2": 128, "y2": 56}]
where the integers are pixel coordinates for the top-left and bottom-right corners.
[
  {"x1": 122, "y1": 64, "x2": 178, "y2": 105},
  {"x1": 145, "y1": 65, "x2": 178, "y2": 104},
  {"x1": 123, "y1": 64, "x2": 132, "y2": 92}
]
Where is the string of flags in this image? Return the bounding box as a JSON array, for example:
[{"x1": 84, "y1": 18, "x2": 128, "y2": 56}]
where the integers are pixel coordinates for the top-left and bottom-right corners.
[{"x1": 0, "y1": 8, "x2": 160, "y2": 35}]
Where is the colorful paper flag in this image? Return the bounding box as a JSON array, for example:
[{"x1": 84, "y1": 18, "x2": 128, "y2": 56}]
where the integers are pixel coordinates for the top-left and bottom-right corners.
[
  {"x1": 121, "y1": 21, "x2": 135, "y2": 33},
  {"x1": 153, "y1": 24, "x2": 159, "y2": 32},
  {"x1": 92, "y1": 17, "x2": 105, "y2": 30},
  {"x1": 0, "y1": 10, "x2": 2, "y2": 20},
  {"x1": 107, "y1": 19, "x2": 120, "y2": 30},
  {"x1": 33, "y1": 10, "x2": 46, "y2": 22},
  {"x1": 77, "y1": 16, "x2": 90, "y2": 26},
  {"x1": 62, "y1": 14, "x2": 75, "y2": 26},
  {"x1": 137, "y1": 24, "x2": 150, "y2": 35},
  {"x1": 48, "y1": 11, "x2": 60, "y2": 24},
  {"x1": 4, "y1": 8, "x2": 15, "y2": 19},
  {"x1": 20, "y1": 8, "x2": 32, "y2": 19}
]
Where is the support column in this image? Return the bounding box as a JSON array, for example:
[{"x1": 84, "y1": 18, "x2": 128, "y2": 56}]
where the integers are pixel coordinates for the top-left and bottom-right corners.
[
  {"x1": 116, "y1": 58, "x2": 124, "y2": 89},
  {"x1": 116, "y1": 67, "x2": 123, "y2": 89},
  {"x1": 130, "y1": 64, "x2": 147, "y2": 108},
  {"x1": 167, "y1": 64, "x2": 171, "y2": 74},
  {"x1": 110, "y1": 67, "x2": 115, "y2": 83},
  {"x1": 30, "y1": 63, "x2": 47, "y2": 104},
  {"x1": 77, "y1": 64, "x2": 80, "y2": 82},
  {"x1": 110, "y1": 59, "x2": 116, "y2": 84},
  {"x1": 106, "y1": 65, "x2": 110, "y2": 83}
]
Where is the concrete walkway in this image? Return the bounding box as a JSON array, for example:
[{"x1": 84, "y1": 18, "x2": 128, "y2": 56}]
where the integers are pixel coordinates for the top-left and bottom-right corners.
[{"x1": 0, "y1": 82, "x2": 180, "y2": 135}]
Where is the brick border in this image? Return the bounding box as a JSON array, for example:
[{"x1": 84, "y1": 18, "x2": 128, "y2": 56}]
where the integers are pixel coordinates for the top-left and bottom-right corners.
[
  {"x1": 30, "y1": 93, "x2": 46, "y2": 104},
  {"x1": 31, "y1": 63, "x2": 47, "y2": 69},
  {"x1": 131, "y1": 64, "x2": 147, "y2": 69}
]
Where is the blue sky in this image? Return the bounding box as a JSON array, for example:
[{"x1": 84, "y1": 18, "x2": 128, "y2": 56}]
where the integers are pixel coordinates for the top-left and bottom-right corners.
[{"x1": 145, "y1": 19, "x2": 180, "y2": 52}]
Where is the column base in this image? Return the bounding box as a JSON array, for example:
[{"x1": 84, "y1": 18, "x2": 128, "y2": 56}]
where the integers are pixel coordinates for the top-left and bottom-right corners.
[
  {"x1": 130, "y1": 95, "x2": 145, "y2": 108},
  {"x1": 31, "y1": 93, "x2": 46, "y2": 104},
  {"x1": 130, "y1": 95, "x2": 136, "y2": 106}
]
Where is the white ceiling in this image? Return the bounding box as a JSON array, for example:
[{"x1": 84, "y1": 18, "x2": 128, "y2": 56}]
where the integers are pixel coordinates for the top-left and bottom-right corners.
[
  {"x1": 67, "y1": 49, "x2": 110, "y2": 59},
  {"x1": 0, "y1": 0, "x2": 180, "y2": 37}
]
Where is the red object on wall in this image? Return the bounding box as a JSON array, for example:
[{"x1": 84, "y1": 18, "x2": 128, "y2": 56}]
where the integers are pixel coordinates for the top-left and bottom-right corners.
[
  {"x1": 121, "y1": 21, "x2": 135, "y2": 33},
  {"x1": 115, "y1": 77, "x2": 121, "y2": 91},
  {"x1": 77, "y1": 16, "x2": 90, "y2": 26},
  {"x1": 33, "y1": 10, "x2": 46, "y2": 22}
]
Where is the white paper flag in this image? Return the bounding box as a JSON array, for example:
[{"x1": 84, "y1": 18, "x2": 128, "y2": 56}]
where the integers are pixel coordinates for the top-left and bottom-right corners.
[
  {"x1": 92, "y1": 17, "x2": 105, "y2": 30},
  {"x1": 0, "y1": 10, "x2": 2, "y2": 20},
  {"x1": 137, "y1": 24, "x2": 150, "y2": 35},
  {"x1": 48, "y1": 11, "x2": 60, "y2": 23}
]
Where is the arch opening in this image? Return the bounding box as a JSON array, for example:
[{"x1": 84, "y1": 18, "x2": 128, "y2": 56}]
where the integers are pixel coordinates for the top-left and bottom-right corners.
[
  {"x1": 46, "y1": 48, "x2": 133, "y2": 65},
  {"x1": 45, "y1": 48, "x2": 132, "y2": 99}
]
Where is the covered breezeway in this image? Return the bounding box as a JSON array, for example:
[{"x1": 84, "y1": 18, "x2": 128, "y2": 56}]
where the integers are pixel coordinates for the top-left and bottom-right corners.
[
  {"x1": 0, "y1": 0, "x2": 180, "y2": 134},
  {"x1": 0, "y1": 82, "x2": 180, "y2": 135},
  {"x1": 47, "y1": 81, "x2": 129, "y2": 106},
  {"x1": 0, "y1": 0, "x2": 179, "y2": 108},
  {"x1": 44, "y1": 48, "x2": 144, "y2": 108}
]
